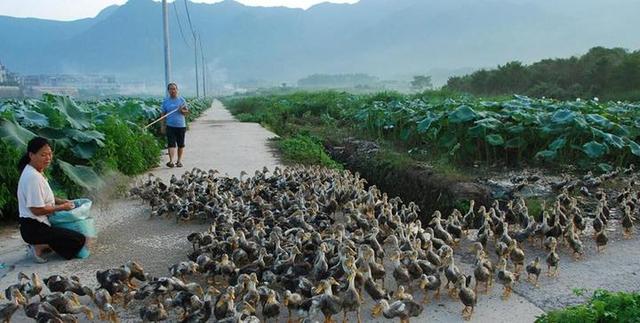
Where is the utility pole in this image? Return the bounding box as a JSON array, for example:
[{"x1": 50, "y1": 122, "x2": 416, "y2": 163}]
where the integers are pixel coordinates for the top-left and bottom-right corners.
[
  {"x1": 199, "y1": 35, "x2": 206, "y2": 97},
  {"x1": 162, "y1": 0, "x2": 171, "y2": 92},
  {"x1": 194, "y1": 33, "x2": 199, "y2": 97}
]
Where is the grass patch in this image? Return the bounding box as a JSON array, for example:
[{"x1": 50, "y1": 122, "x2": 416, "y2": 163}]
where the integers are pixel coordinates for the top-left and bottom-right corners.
[
  {"x1": 277, "y1": 134, "x2": 342, "y2": 170},
  {"x1": 536, "y1": 289, "x2": 640, "y2": 323}
]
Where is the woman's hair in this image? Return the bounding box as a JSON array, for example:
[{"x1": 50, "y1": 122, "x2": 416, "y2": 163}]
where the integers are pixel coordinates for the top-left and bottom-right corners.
[
  {"x1": 167, "y1": 82, "x2": 178, "y2": 90},
  {"x1": 18, "y1": 136, "x2": 50, "y2": 172}
]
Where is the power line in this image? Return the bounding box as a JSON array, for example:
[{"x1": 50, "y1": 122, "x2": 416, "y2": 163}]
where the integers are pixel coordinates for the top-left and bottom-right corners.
[
  {"x1": 183, "y1": 0, "x2": 199, "y2": 97},
  {"x1": 172, "y1": 1, "x2": 191, "y2": 48}
]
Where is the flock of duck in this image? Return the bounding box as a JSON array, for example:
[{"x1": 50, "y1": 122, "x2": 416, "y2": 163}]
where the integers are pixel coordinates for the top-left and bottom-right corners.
[{"x1": 1, "y1": 165, "x2": 638, "y2": 322}]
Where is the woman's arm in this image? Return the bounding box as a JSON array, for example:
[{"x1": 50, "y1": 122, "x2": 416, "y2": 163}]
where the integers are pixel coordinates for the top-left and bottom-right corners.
[
  {"x1": 29, "y1": 201, "x2": 74, "y2": 216},
  {"x1": 54, "y1": 197, "x2": 68, "y2": 205}
]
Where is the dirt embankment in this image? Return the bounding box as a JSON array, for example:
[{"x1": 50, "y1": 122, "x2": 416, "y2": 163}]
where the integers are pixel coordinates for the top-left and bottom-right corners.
[{"x1": 325, "y1": 137, "x2": 491, "y2": 221}]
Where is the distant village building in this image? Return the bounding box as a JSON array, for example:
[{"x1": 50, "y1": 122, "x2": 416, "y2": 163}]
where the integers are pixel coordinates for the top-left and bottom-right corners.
[{"x1": 0, "y1": 61, "x2": 22, "y2": 98}]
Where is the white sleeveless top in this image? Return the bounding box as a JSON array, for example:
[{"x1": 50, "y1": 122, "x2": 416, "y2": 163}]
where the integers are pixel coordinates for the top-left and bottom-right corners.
[{"x1": 17, "y1": 164, "x2": 54, "y2": 226}]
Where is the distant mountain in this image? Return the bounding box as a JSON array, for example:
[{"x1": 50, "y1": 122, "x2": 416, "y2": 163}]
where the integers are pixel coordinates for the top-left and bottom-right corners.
[{"x1": 0, "y1": 0, "x2": 639, "y2": 92}]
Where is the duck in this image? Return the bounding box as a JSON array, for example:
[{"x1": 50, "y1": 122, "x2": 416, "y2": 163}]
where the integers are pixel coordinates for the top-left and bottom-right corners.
[
  {"x1": 391, "y1": 251, "x2": 412, "y2": 290},
  {"x1": 456, "y1": 275, "x2": 477, "y2": 321},
  {"x1": 169, "y1": 261, "x2": 200, "y2": 280},
  {"x1": 341, "y1": 272, "x2": 362, "y2": 323},
  {"x1": 94, "y1": 288, "x2": 118, "y2": 323},
  {"x1": 508, "y1": 240, "x2": 525, "y2": 275},
  {"x1": 443, "y1": 254, "x2": 461, "y2": 297},
  {"x1": 283, "y1": 290, "x2": 305, "y2": 323},
  {"x1": 392, "y1": 286, "x2": 413, "y2": 302},
  {"x1": 546, "y1": 243, "x2": 560, "y2": 277},
  {"x1": 417, "y1": 274, "x2": 441, "y2": 303},
  {"x1": 312, "y1": 277, "x2": 342, "y2": 323},
  {"x1": 0, "y1": 289, "x2": 27, "y2": 323},
  {"x1": 362, "y1": 267, "x2": 389, "y2": 302},
  {"x1": 472, "y1": 256, "x2": 491, "y2": 294},
  {"x1": 497, "y1": 258, "x2": 516, "y2": 300},
  {"x1": 622, "y1": 205, "x2": 635, "y2": 239},
  {"x1": 363, "y1": 247, "x2": 386, "y2": 285},
  {"x1": 261, "y1": 289, "x2": 280, "y2": 323},
  {"x1": 525, "y1": 257, "x2": 542, "y2": 287},
  {"x1": 140, "y1": 302, "x2": 168, "y2": 322},
  {"x1": 214, "y1": 287, "x2": 235, "y2": 320},
  {"x1": 43, "y1": 291, "x2": 94, "y2": 320},
  {"x1": 45, "y1": 275, "x2": 94, "y2": 299},
  {"x1": 595, "y1": 228, "x2": 609, "y2": 253},
  {"x1": 371, "y1": 298, "x2": 423, "y2": 323},
  {"x1": 180, "y1": 300, "x2": 212, "y2": 323}
]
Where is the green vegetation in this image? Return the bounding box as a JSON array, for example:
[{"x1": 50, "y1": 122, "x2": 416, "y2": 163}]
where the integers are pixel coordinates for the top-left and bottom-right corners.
[
  {"x1": 223, "y1": 90, "x2": 640, "y2": 171},
  {"x1": 277, "y1": 134, "x2": 342, "y2": 169},
  {"x1": 0, "y1": 94, "x2": 212, "y2": 220},
  {"x1": 445, "y1": 47, "x2": 640, "y2": 101},
  {"x1": 536, "y1": 289, "x2": 640, "y2": 323}
]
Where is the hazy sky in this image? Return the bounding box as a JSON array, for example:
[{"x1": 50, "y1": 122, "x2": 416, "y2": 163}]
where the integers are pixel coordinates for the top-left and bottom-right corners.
[{"x1": 0, "y1": 0, "x2": 359, "y2": 21}]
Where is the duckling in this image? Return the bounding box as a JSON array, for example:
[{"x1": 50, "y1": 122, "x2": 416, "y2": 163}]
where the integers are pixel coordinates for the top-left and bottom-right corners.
[
  {"x1": 261, "y1": 289, "x2": 280, "y2": 323},
  {"x1": 169, "y1": 261, "x2": 199, "y2": 280},
  {"x1": 592, "y1": 213, "x2": 604, "y2": 237},
  {"x1": 45, "y1": 275, "x2": 94, "y2": 299},
  {"x1": 371, "y1": 299, "x2": 423, "y2": 323},
  {"x1": 364, "y1": 247, "x2": 386, "y2": 285},
  {"x1": 595, "y1": 228, "x2": 609, "y2": 253},
  {"x1": 462, "y1": 200, "x2": 476, "y2": 233},
  {"x1": 216, "y1": 254, "x2": 237, "y2": 283},
  {"x1": 165, "y1": 291, "x2": 204, "y2": 321},
  {"x1": 0, "y1": 289, "x2": 27, "y2": 323},
  {"x1": 443, "y1": 254, "x2": 461, "y2": 297},
  {"x1": 508, "y1": 240, "x2": 525, "y2": 276},
  {"x1": 214, "y1": 288, "x2": 235, "y2": 320},
  {"x1": 622, "y1": 205, "x2": 635, "y2": 239},
  {"x1": 283, "y1": 290, "x2": 305, "y2": 323},
  {"x1": 44, "y1": 291, "x2": 94, "y2": 320},
  {"x1": 312, "y1": 243, "x2": 330, "y2": 280},
  {"x1": 391, "y1": 251, "x2": 411, "y2": 290},
  {"x1": 392, "y1": 286, "x2": 413, "y2": 302},
  {"x1": 565, "y1": 226, "x2": 584, "y2": 260},
  {"x1": 362, "y1": 267, "x2": 389, "y2": 302},
  {"x1": 472, "y1": 256, "x2": 491, "y2": 294},
  {"x1": 418, "y1": 274, "x2": 441, "y2": 303},
  {"x1": 9, "y1": 272, "x2": 44, "y2": 301},
  {"x1": 543, "y1": 236, "x2": 557, "y2": 252},
  {"x1": 497, "y1": 258, "x2": 516, "y2": 300},
  {"x1": 546, "y1": 244, "x2": 560, "y2": 277},
  {"x1": 140, "y1": 302, "x2": 168, "y2": 322},
  {"x1": 312, "y1": 278, "x2": 342, "y2": 323},
  {"x1": 94, "y1": 288, "x2": 118, "y2": 323},
  {"x1": 180, "y1": 300, "x2": 212, "y2": 323},
  {"x1": 405, "y1": 251, "x2": 424, "y2": 281},
  {"x1": 525, "y1": 257, "x2": 542, "y2": 287},
  {"x1": 423, "y1": 239, "x2": 441, "y2": 268},
  {"x1": 341, "y1": 272, "x2": 362, "y2": 323},
  {"x1": 456, "y1": 275, "x2": 477, "y2": 321}
]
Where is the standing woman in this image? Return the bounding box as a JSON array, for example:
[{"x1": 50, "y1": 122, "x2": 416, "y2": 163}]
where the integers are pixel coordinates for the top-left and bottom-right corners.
[
  {"x1": 161, "y1": 82, "x2": 190, "y2": 168},
  {"x1": 17, "y1": 137, "x2": 86, "y2": 263}
]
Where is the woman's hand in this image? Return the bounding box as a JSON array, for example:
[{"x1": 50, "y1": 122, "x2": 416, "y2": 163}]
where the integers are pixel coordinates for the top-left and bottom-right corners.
[{"x1": 58, "y1": 201, "x2": 75, "y2": 211}]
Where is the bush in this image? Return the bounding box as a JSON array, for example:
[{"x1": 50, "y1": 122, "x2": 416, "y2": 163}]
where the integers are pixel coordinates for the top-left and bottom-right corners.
[
  {"x1": 0, "y1": 141, "x2": 21, "y2": 220},
  {"x1": 93, "y1": 116, "x2": 162, "y2": 175},
  {"x1": 536, "y1": 290, "x2": 640, "y2": 323}
]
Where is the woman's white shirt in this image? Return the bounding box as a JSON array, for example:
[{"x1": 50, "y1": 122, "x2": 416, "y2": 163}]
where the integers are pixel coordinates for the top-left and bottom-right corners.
[{"x1": 17, "y1": 164, "x2": 54, "y2": 226}]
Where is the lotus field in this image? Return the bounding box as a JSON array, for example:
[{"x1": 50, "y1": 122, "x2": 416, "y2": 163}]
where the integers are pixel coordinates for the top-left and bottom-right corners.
[
  {"x1": 0, "y1": 94, "x2": 212, "y2": 219},
  {"x1": 228, "y1": 92, "x2": 640, "y2": 169}
]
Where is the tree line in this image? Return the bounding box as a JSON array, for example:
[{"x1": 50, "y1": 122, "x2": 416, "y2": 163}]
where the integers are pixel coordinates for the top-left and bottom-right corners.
[{"x1": 444, "y1": 47, "x2": 640, "y2": 101}]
